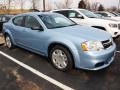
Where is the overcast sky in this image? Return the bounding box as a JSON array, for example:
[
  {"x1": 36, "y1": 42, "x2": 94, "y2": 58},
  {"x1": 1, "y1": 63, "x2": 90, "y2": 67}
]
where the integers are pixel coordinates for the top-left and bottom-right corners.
[
  {"x1": 88, "y1": 0, "x2": 118, "y2": 8},
  {"x1": 50, "y1": 0, "x2": 119, "y2": 9},
  {"x1": 53, "y1": 0, "x2": 118, "y2": 8},
  {"x1": 0, "y1": 0, "x2": 119, "y2": 9}
]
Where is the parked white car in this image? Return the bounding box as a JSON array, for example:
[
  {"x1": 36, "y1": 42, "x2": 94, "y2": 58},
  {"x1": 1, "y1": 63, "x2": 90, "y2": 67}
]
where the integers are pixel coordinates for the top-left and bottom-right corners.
[
  {"x1": 51, "y1": 9, "x2": 120, "y2": 38},
  {"x1": 95, "y1": 11, "x2": 120, "y2": 21}
]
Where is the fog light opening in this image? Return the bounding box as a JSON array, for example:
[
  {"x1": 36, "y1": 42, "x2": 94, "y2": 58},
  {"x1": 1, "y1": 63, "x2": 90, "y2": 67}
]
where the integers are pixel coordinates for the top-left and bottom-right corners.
[{"x1": 95, "y1": 62, "x2": 104, "y2": 68}]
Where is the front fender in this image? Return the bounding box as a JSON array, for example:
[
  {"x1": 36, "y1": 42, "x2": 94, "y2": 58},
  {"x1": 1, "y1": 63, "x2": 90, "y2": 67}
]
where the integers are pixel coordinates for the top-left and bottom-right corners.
[{"x1": 46, "y1": 37, "x2": 81, "y2": 68}]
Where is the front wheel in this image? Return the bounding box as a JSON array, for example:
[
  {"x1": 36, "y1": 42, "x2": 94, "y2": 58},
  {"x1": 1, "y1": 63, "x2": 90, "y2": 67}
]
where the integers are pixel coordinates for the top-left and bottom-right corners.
[{"x1": 50, "y1": 45, "x2": 73, "y2": 72}]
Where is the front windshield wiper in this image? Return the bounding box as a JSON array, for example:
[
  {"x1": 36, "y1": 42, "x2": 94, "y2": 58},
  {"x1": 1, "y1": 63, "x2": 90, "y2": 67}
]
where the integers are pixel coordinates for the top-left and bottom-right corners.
[
  {"x1": 54, "y1": 24, "x2": 77, "y2": 28},
  {"x1": 49, "y1": 24, "x2": 77, "y2": 29},
  {"x1": 89, "y1": 17, "x2": 97, "y2": 18},
  {"x1": 52, "y1": 26, "x2": 68, "y2": 29},
  {"x1": 68, "y1": 23, "x2": 77, "y2": 26}
]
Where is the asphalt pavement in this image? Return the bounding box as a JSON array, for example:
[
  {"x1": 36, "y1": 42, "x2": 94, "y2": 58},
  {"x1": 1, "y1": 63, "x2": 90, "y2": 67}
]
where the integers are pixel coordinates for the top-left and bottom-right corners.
[{"x1": 0, "y1": 33, "x2": 120, "y2": 90}]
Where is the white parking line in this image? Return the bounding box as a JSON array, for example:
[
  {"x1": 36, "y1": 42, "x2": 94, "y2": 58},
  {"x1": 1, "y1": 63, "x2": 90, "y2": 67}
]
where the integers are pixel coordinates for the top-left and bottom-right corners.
[{"x1": 0, "y1": 51, "x2": 74, "y2": 90}]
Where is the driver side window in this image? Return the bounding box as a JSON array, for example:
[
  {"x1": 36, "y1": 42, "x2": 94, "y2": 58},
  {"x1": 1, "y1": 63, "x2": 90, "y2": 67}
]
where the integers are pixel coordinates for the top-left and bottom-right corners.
[
  {"x1": 99, "y1": 13, "x2": 108, "y2": 17},
  {"x1": 68, "y1": 10, "x2": 83, "y2": 19},
  {"x1": 25, "y1": 16, "x2": 43, "y2": 30}
]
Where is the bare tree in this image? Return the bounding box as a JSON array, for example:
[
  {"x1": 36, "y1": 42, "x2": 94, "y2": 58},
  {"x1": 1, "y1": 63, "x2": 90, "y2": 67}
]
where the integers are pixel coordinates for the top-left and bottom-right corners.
[
  {"x1": 7, "y1": 0, "x2": 14, "y2": 14},
  {"x1": 31, "y1": 0, "x2": 38, "y2": 10},
  {"x1": 78, "y1": 0, "x2": 86, "y2": 9},
  {"x1": 78, "y1": 0, "x2": 91, "y2": 10},
  {"x1": 0, "y1": 0, "x2": 7, "y2": 10},
  {"x1": 45, "y1": 1, "x2": 53, "y2": 11},
  {"x1": 98, "y1": 4, "x2": 104, "y2": 11},
  {"x1": 15, "y1": 0, "x2": 25, "y2": 12},
  {"x1": 55, "y1": 2, "x2": 66, "y2": 9},
  {"x1": 91, "y1": 2, "x2": 100, "y2": 11},
  {"x1": 20, "y1": 0, "x2": 25, "y2": 11},
  {"x1": 3, "y1": 0, "x2": 6, "y2": 9},
  {"x1": 110, "y1": 6, "x2": 117, "y2": 12},
  {"x1": 7, "y1": 0, "x2": 11, "y2": 13},
  {"x1": 84, "y1": 0, "x2": 91, "y2": 10},
  {"x1": 64, "y1": 0, "x2": 72, "y2": 8},
  {"x1": 30, "y1": 0, "x2": 43, "y2": 11},
  {"x1": 55, "y1": 0, "x2": 72, "y2": 9}
]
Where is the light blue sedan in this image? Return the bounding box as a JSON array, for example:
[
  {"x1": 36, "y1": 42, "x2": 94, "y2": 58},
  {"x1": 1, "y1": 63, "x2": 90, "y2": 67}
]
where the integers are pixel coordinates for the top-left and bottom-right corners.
[{"x1": 3, "y1": 12, "x2": 116, "y2": 71}]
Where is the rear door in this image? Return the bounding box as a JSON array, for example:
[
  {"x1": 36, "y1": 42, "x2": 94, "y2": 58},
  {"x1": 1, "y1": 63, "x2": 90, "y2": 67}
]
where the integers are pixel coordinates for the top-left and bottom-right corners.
[{"x1": 12, "y1": 16, "x2": 26, "y2": 44}]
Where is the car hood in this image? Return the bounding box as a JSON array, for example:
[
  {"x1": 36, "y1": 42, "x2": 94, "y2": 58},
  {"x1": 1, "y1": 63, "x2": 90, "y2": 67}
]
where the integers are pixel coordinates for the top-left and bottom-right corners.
[
  {"x1": 101, "y1": 17, "x2": 120, "y2": 22},
  {"x1": 51, "y1": 25, "x2": 111, "y2": 41},
  {"x1": 88, "y1": 17, "x2": 120, "y2": 23},
  {"x1": 111, "y1": 17, "x2": 120, "y2": 21}
]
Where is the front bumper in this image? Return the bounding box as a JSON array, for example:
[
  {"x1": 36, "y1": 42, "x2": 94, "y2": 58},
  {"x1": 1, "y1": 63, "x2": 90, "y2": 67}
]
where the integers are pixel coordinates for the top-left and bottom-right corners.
[
  {"x1": 108, "y1": 28, "x2": 120, "y2": 38},
  {"x1": 77, "y1": 42, "x2": 116, "y2": 70}
]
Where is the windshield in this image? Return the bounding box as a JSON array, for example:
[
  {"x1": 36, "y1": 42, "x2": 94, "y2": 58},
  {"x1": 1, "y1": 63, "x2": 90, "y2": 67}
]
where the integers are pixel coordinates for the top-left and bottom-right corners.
[
  {"x1": 39, "y1": 14, "x2": 76, "y2": 29},
  {"x1": 79, "y1": 10, "x2": 98, "y2": 18},
  {"x1": 109, "y1": 12, "x2": 118, "y2": 17}
]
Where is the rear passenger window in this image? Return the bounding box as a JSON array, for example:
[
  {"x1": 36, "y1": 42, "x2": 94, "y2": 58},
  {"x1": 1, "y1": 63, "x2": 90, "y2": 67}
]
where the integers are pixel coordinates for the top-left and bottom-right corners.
[
  {"x1": 55, "y1": 11, "x2": 69, "y2": 17},
  {"x1": 13, "y1": 16, "x2": 24, "y2": 26},
  {"x1": 99, "y1": 13, "x2": 108, "y2": 17}
]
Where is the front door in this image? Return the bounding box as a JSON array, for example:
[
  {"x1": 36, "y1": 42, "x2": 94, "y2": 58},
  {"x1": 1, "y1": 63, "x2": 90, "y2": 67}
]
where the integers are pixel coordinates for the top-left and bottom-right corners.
[{"x1": 21, "y1": 15, "x2": 46, "y2": 54}]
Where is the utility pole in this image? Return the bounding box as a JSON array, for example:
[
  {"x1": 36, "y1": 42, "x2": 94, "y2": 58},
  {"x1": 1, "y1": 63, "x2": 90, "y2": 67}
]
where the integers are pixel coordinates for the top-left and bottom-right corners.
[
  {"x1": 7, "y1": 0, "x2": 11, "y2": 14},
  {"x1": 32, "y1": 0, "x2": 35, "y2": 10},
  {"x1": 118, "y1": 0, "x2": 120, "y2": 12},
  {"x1": 3, "y1": 0, "x2": 6, "y2": 10},
  {"x1": 43, "y1": 0, "x2": 45, "y2": 12}
]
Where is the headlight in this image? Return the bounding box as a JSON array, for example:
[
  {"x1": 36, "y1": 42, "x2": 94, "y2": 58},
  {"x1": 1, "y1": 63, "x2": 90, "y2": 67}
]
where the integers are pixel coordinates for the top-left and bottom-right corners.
[
  {"x1": 81, "y1": 41, "x2": 104, "y2": 51},
  {"x1": 109, "y1": 24, "x2": 118, "y2": 28}
]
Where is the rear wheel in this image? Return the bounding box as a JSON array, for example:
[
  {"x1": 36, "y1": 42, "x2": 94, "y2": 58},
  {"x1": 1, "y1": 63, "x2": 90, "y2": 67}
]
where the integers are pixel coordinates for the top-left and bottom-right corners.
[
  {"x1": 50, "y1": 45, "x2": 73, "y2": 71},
  {"x1": 5, "y1": 35, "x2": 14, "y2": 49}
]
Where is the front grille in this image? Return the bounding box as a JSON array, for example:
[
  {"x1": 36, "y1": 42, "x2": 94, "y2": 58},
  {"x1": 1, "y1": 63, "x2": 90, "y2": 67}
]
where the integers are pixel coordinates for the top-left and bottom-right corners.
[
  {"x1": 118, "y1": 24, "x2": 120, "y2": 30},
  {"x1": 102, "y1": 39, "x2": 112, "y2": 49}
]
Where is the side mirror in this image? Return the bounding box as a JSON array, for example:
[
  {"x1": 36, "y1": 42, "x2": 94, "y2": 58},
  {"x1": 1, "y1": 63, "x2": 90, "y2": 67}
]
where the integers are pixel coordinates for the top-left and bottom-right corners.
[
  {"x1": 31, "y1": 26, "x2": 44, "y2": 31},
  {"x1": 77, "y1": 15, "x2": 84, "y2": 19},
  {"x1": 107, "y1": 15, "x2": 111, "y2": 17}
]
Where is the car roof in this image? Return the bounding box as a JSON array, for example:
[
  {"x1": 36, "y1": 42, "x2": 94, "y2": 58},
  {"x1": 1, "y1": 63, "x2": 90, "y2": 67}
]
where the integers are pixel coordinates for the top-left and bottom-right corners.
[
  {"x1": 16, "y1": 12, "x2": 58, "y2": 16},
  {"x1": 96, "y1": 11, "x2": 109, "y2": 13},
  {"x1": 51, "y1": 8, "x2": 86, "y2": 12}
]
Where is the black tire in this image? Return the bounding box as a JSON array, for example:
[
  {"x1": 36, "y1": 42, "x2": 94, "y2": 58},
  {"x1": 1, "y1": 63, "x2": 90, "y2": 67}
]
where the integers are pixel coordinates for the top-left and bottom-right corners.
[
  {"x1": 113, "y1": 35, "x2": 120, "y2": 40},
  {"x1": 49, "y1": 45, "x2": 73, "y2": 72},
  {"x1": 5, "y1": 34, "x2": 14, "y2": 49}
]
